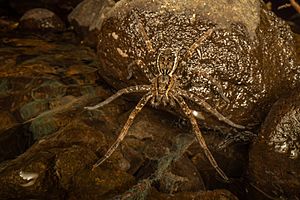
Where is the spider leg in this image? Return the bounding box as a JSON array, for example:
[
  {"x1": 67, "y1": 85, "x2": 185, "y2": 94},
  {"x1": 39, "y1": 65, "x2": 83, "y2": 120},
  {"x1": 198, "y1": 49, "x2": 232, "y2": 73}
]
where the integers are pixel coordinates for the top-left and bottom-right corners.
[
  {"x1": 183, "y1": 28, "x2": 215, "y2": 60},
  {"x1": 85, "y1": 85, "x2": 151, "y2": 110},
  {"x1": 176, "y1": 28, "x2": 214, "y2": 77},
  {"x1": 181, "y1": 28, "x2": 229, "y2": 102},
  {"x1": 92, "y1": 92, "x2": 152, "y2": 170},
  {"x1": 174, "y1": 95, "x2": 229, "y2": 181},
  {"x1": 190, "y1": 70, "x2": 230, "y2": 103},
  {"x1": 208, "y1": 77, "x2": 230, "y2": 103},
  {"x1": 133, "y1": 11, "x2": 154, "y2": 53},
  {"x1": 179, "y1": 89, "x2": 245, "y2": 129}
]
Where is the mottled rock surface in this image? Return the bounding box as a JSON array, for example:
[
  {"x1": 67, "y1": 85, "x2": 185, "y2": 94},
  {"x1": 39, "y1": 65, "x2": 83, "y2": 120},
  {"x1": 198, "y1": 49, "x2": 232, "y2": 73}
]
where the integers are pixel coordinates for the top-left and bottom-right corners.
[
  {"x1": 96, "y1": 0, "x2": 300, "y2": 129},
  {"x1": 248, "y1": 89, "x2": 300, "y2": 199},
  {"x1": 68, "y1": 0, "x2": 116, "y2": 47},
  {"x1": 19, "y1": 8, "x2": 65, "y2": 32}
]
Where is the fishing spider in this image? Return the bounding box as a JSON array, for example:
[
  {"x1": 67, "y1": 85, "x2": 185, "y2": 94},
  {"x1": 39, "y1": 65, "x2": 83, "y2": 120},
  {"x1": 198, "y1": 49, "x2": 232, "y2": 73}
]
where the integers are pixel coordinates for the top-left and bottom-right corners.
[{"x1": 85, "y1": 13, "x2": 245, "y2": 181}]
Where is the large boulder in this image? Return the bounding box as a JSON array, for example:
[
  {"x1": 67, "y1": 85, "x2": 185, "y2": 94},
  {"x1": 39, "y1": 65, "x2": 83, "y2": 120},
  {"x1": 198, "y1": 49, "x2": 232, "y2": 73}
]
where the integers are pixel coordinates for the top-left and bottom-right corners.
[
  {"x1": 248, "y1": 89, "x2": 300, "y2": 199},
  {"x1": 94, "y1": 0, "x2": 300, "y2": 129}
]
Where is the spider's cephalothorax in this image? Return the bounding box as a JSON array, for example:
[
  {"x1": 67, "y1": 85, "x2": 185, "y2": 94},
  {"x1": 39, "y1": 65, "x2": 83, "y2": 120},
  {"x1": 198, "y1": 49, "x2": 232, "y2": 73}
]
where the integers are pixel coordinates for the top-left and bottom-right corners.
[
  {"x1": 151, "y1": 48, "x2": 179, "y2": 107},
  {"x1": 85, "y1": 14, "x2": 246, "y2": 182}
]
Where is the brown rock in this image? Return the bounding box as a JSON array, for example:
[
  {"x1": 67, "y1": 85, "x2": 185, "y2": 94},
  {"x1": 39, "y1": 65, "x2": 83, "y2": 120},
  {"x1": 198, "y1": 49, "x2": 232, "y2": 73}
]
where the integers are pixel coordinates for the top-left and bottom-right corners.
[
  {"x1": 4, "y1": 3, "x2": 300, "y2": 198},
  {"x1": 159, "y1": 155, "x2": 205, "y2": 193},
  {"x1": 68, "y1": 0, "x2": 116, "y2": 47},
  {"x1": 136, "y1": 188, "x2": 239, "y2": 200},
  {"x1": 19, "y1": 8, "x2": 65, "y2": 32},
  {"x1": 248, "y1": 89, "x2": 300, "y2": 199},
  {"x1": 70, "y1": 167, "x2": 135, "y2": 200},
  {"x1": 0, "y1": 32, "x2": 134, "y2": 199},
  {"x1": 0, "y1": 119, "x2": 135, "y2": 199},
  {"x1": 0, "y1": 111, "x2": 17, "y2": 132},
  {"x1": 161, "y1": 189, "x2": 239, "y2": 200},
  {"x1": 0, "y1": 18, "x2": 19, "y2": 32},
  {"x1": 0, "y1": 111, "x2": 31, "y2": 163},
  {"x1": 0, "y1": 150, "x2": 62, "y2": 199},
  {"x1": 95, "y1": 0, "x2": 300, "y2": 129},
  {"x1": 9, "y1": 0, "x2": 84, "y2": 19}
]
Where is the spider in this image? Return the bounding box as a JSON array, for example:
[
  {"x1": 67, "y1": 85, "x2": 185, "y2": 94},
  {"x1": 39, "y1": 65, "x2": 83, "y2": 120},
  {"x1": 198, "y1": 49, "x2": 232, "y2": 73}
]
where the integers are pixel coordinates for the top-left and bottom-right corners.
[{"x1": 85, "y1": 12, "x2": 245, "y2": 181}]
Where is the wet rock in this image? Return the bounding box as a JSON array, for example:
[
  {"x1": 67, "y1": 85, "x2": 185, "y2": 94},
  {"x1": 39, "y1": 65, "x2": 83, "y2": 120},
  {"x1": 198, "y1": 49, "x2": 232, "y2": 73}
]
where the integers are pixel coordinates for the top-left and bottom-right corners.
[
  {"x1": 0, "y1": 120, "x2": 135, "y2": 199},
  {"x1": 190, "y1": 134, "x2": 248, "y2": 189},
  {"x1": 120, "y1": 187, "x2": 238, "y2": 200},
  {"x1": 125, "y1": 109, "x2": 207, "y2": 193},
  {"x1": 149, "y1": 189, "x2": 239, "y2": 200},
  {"x1": 264, "y1": 0, "x2": 300, "y2": 32},
  {"x1": 19, "y1": 8, "x2": 65, "y2": 32},
  {"x1": 0, "y1": 31, "x2": 136, "y2": 197},
  {"x1": 158, "y1": 155, "x2": 205, "y2": 193},
  {"x1": 0, "y1": 111, "x2": 17, "y2": 132},
  {"x1": 9, "y1": 0, "x2": 84, "y2": 20},
  {"x1": 0, "y1": 150, "x2": 62, "y2": 199},
  {"x1": 56, "y1": 144, "x2": 135, "y2": 199},
  {"x1": 248, "y1": 89, "x2": 300, "y2": 199},
  {"x1": 0, "y1": 111, "x2": 32, "y2": 162},
  {"x1": 68, "y1": 0, "x2": 116, "y2": 47},
  {"x1": 95, "y1": 0, "x2": 300, "y2": 129},
  {"x1": 106, "y1": 106, "x2": 248, "y2": 198},
  {"x1": 0, "y1": 34, "x2": 99, "y2": 129},
  {"x1": 0, "y1": 18, "x2": 19, "y2": 32},
  {"x1": 2, "y1": 5, "x2": 300, "y2": 198},
  {"x1": 0, "y1": 24, "x2": 145, "y2": 199},
  {"x1": 70, "y1": 166, "x2": 135, "y2": 200}
]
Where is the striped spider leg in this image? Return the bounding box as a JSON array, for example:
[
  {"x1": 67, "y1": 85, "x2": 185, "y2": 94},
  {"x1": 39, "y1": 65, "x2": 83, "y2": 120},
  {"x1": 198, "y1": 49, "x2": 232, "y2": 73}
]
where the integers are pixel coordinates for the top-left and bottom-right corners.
[
  {"x1": 173, "y1": 95, "x2": 229, "y2": 181},
  {"x1": 178, "y1": 89, "x2": 245, "y2": 129},
  {"x1": 180, "y1": 28, "x2": 230, "y2": 103},
  {"x1": 124, "y1": 11, "x2": 157, "y2": 81},
  {"x1": 125, "y1": 11, "x2": 156, "y2": 81},
  {"x1": 85, "y1": 85, "x2": 150, "y2": 110},
  {"x1": 87, "y1": 91, "x2": 152, "y2": 170},
  {"x1": 184, "y1": 70, "x2": 231, "y2": 103}
]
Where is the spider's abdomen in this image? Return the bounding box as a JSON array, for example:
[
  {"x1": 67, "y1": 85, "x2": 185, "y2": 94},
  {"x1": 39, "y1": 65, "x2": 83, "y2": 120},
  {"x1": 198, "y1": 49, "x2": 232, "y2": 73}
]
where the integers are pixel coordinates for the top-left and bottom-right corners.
[{"x1": 96, "y1": 0, "x2": 299, "y2": 126}]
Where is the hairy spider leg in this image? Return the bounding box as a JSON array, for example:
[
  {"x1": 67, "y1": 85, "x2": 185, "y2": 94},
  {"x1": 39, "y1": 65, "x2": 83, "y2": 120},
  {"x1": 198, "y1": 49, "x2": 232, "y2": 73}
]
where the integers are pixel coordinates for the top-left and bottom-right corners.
[
  {"x1": 183, "y1": 28, "x2": 215, "y2": 60},
  {"x1": 85, "y1": 85, "x2": 151, "y2": 110},
  {"x1": 131, "y1": 11, "x2": 157, "y2": 81},
  {"x1": 174, "y1": 95, "x2": 229, "y2": 181},
  {"x1": 176, "y1": 28, "x2": 213, "y2": 77},
  {"x1": 176, "y1": 28, "x2": 229, "y2": 103},
  {"x1": 188, "y1": 70, "x2": 230, "y2": 103},
  {"x1": 178, "y1": 89, "x2": 245, "y2": 129},
  {"x1": 169, "y1": 49, "x2": 180, "y2": 76},
  {"x1": 92, "y1": 92, "x2": 153, "y2": 170},
  {"x1": 133, "y1": 11, "x2": 154, "y2": 53}
]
